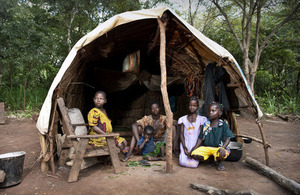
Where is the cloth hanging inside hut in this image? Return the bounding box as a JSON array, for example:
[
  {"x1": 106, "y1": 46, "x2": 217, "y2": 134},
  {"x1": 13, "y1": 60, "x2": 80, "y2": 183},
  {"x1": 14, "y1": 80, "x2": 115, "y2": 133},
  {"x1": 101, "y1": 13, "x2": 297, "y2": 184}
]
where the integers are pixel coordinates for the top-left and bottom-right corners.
[
  {"x1": 140, "y1": 71, "x2": 180, "y2": 91},
  {"x1": 215, "y1": 66, "x2": 230, "y2": 113},
  {"x1": 202, "y1": 63, "x2": 216, "y2": 117},
  {"x1": 95, "y1": 69, "x2": 180, "y2": 93},
  {"x1": 202, "y1": 63, "x2": 230, "y2": 117}
]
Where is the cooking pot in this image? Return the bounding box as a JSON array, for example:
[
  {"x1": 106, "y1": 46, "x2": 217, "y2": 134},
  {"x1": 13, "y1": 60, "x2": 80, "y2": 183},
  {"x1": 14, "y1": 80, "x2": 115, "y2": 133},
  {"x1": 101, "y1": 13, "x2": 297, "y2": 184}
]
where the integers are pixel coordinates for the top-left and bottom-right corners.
[
  {"x1": 0, "y1": 151, "x2": 26, "y2": 187},
  {"x1": 242, "y1": 137, "x2": 252, "y2": 144},
  {"x1": 226, "y1": 141, "x2": 243, "y2": 162}
]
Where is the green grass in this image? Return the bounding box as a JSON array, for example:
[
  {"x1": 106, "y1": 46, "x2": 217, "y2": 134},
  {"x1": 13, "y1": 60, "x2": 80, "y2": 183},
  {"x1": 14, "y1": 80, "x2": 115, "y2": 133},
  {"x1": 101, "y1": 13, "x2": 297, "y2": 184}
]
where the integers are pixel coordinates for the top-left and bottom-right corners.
[
  {"x1": 0, "y1": 85, "x2": 48, "y2": 112},
  {"x1": 256, "y1": 91, "x2": 300, "y2": 115}
]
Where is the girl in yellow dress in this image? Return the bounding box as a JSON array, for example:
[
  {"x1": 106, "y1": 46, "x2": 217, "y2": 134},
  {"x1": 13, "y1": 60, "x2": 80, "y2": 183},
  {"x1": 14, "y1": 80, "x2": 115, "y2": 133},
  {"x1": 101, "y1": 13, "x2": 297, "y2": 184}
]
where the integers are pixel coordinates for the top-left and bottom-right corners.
[{"x1": 88, "y1": 91, "x2": 128, "y2": 153}]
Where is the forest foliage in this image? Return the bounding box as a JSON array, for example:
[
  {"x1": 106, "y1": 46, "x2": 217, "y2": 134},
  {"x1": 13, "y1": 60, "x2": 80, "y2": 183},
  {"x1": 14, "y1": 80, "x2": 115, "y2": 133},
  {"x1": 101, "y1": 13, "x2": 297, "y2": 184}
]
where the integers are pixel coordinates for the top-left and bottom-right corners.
[{"x1": 0, "y1": 0, "x2": 299, "y2": 115}]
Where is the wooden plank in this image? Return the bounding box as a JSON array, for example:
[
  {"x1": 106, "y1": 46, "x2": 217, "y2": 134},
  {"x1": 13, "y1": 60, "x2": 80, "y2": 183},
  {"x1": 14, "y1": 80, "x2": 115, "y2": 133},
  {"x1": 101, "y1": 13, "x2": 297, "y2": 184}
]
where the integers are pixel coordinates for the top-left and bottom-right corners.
[
  {"x1": 0, "y1": 102, "x2": 5, "y2": 124},
  {"x1": 0, "y1": 170, "x2": 5, "y2": 182},
  {"x1": 68, "y1": 138, "x2": 88, "y2": 182},
  {"x1": 69, "y1": 148, "x2": 110, "y2": 159},
  {"x1": 57, "y1": 97, "x2": 78, "y2": 149},
  {"x1": 72, "y1": 123, "x2": 88, "y2": 127},
  {"x1": 57, "y1": 98, "x2": 75, "y2": 136},
  {"x1": 107, "y1": 137, "x2": 122, "y2": 174},
  {"x1": 57, "y1": 149, "x2": 69, "y2": 167},
  {"x1": 116, "y1": 131, "x2": 132, "y2": 137},
  {"x1": 67, "y1": 133, "x2": 119, "y2": 139}
]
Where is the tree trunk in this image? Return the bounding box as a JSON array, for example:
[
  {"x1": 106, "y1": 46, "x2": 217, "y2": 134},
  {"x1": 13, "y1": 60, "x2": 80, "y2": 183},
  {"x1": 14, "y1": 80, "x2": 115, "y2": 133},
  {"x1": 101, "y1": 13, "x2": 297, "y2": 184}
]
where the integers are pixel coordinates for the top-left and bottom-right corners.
[
  {"x1": 243, "y1": 53, "x2": 250, "y2": 83},
  {"x1": 188, "y1": 0, "x2": 193, "y2": 26},
  {"x1": 66, "y1": 5, "x2": 77, "y2": 51},
  {"x1": 23, "y1": 78, "x2": 27, "y2": 111},
  {"x1": 9, "y1": 63, "x2": 13, "y2": 90},
  {"x1": 296, "y1": 71, "x2": 300, "y2": 102}
]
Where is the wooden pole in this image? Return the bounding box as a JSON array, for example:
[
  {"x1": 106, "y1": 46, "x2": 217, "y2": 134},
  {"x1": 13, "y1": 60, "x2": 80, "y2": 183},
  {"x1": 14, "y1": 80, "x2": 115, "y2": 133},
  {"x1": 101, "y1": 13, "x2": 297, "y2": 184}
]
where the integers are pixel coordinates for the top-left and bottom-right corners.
[
  {"x1": 157, "y1": 17, "x2": 173, "y2": 173},
  {"x1": 48, "y1": 98, "x2": 58, "y2": 174},
  {"x1": 246, "y1": 157, "x2": 300, "y2": 194},
  {"x1": 256, "y1": 120, "x2": 269, "y2": 166},
  {"x1": 236, "y1": 134, "x2": 271, "y2": 147},
  {"x1": 40, "y1": 134, "x2": 48, "y2": 172}
]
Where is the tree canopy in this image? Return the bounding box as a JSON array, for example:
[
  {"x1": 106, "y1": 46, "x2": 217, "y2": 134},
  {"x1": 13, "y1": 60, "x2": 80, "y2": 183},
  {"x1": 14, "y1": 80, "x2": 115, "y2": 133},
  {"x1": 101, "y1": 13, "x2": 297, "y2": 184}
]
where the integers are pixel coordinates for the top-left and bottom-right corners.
[{"x1": 0, "y1": 0, "x2": 299, "y2": 114}]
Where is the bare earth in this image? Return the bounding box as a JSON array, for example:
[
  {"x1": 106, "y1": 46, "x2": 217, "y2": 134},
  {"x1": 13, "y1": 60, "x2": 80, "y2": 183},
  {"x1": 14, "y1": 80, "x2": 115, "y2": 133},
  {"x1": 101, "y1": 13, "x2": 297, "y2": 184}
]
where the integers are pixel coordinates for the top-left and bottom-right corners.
[{"x1": 0, "y1": 117, "x2": 299, "y2": 195}]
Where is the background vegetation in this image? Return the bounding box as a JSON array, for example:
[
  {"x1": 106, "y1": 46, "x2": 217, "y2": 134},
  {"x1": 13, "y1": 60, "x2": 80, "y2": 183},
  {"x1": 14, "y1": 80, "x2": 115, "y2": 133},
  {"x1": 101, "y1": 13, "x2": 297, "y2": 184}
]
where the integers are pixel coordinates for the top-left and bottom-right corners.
[{"x1": 0, "y1": 0, "x2": 299, "y2": 116}]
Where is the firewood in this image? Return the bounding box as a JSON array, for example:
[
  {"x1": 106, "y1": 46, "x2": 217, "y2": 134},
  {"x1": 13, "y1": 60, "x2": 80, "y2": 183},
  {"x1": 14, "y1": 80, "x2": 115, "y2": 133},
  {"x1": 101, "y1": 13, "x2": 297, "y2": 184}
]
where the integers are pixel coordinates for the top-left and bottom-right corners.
[
  {"x1": 276, "y1": 114, "x2": 288, "y2": 121},
  {"x1": 190, "y1": 183, "x2": 259, "y2": 195},
  {"x1": 246, "y1": 157, "x2": 300, "y2": 195}
]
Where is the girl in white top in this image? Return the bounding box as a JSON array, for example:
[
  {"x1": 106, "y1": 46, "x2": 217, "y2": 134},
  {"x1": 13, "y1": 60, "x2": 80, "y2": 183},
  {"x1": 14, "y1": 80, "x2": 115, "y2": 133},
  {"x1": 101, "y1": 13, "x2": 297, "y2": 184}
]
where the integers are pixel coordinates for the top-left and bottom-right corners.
[{"x1": 178, "y1": 97, "x2": 207, "y2": 168}]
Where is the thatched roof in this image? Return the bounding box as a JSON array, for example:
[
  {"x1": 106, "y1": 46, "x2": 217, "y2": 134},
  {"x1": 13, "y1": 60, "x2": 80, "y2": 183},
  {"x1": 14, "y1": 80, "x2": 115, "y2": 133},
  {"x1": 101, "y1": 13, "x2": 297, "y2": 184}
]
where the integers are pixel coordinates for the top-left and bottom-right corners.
[{"x1": 37, "y1": 7, "x2": 262, "y2": 134}]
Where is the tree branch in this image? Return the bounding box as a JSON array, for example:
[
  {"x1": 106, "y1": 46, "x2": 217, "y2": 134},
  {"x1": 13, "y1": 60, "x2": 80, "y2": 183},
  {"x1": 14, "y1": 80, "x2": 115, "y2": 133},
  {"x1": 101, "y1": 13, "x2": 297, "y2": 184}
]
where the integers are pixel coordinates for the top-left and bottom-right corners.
[
  {"x1": 259, "y1": 2, "x2": 300, "y2": 52},
  {"x1": 212, "y1": 0, "x2": 243, "y2": 51},
  {"x1": 241, "y1": 1, "x2": 246, "y2": 49},
  {"x1": 252, "y1": 0, "x2": 263, "y2": 70},
  {"x1": 192, "y1": 0, "x2": 202, "y2": 20},
  {"x1": 233, "y1": 0, "x2": 243, "y2": 9},
  {"x1": 245, "y1": 0, "x2": 256, "y2": 50}
]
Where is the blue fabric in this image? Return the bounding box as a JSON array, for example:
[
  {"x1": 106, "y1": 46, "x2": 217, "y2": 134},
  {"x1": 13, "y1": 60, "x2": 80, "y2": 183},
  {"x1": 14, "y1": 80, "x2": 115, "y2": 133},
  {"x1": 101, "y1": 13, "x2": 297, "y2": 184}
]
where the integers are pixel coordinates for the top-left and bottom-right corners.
[
  {"x1": 199, "y1": 119, "x2": 235, "y2": 147},
  {"x1": 169, "y1": 96, "x2": 176, "y2": 112},
  {"x1": 138, "y1": 136, "x2": 156, "y2": 156}
]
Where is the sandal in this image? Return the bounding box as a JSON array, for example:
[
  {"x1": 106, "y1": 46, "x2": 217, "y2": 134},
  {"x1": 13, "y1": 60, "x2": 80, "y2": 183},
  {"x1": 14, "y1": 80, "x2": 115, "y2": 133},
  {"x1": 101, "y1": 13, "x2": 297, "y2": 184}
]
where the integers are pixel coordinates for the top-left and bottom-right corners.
[
  {"x1": 121, "y1": 153, "x2": 133, "y2": 162},
  {"x1": 139, "y1": 159, "x2": 150, "y2": 166},
  {"x1": 217, "y1": 163, "x2": 226, "y2": 171}
]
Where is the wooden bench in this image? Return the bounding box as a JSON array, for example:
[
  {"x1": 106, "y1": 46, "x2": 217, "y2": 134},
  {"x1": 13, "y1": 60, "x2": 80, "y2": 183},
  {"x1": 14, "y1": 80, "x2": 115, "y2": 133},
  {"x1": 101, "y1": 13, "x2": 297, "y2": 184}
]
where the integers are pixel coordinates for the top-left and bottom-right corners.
[{"x1": 55, "y1": 97, "x2": 122, "y2": 182}]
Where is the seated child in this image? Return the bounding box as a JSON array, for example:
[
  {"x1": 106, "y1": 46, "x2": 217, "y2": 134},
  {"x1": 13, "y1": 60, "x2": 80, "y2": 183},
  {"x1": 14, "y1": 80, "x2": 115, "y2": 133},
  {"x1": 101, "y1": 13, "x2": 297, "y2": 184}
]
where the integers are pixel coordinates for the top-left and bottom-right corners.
[
  {"x1": 138, "y1": 125, "x2": 165, "y2": 161},
  {"x1": 88, "y1": 91, "x2": 129, "y2": 154},
  {"x1": 190, "y1": 101, "x2": 235, "y2": 171}
]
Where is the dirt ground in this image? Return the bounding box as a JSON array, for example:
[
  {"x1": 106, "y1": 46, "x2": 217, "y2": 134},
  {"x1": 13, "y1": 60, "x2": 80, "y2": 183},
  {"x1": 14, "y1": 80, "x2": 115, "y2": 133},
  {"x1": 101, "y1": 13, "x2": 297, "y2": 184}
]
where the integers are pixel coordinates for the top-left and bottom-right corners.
[{"x1": 0, "y1": 116, "x2": 299, "y2": 195}]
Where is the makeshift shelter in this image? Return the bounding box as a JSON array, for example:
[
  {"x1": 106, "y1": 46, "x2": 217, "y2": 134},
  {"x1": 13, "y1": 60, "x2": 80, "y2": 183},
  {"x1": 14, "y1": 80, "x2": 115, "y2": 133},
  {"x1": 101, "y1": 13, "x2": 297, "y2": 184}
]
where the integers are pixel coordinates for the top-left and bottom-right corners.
[{"x1": 37, "y1": 7, "x2": 269, "y2": 174}]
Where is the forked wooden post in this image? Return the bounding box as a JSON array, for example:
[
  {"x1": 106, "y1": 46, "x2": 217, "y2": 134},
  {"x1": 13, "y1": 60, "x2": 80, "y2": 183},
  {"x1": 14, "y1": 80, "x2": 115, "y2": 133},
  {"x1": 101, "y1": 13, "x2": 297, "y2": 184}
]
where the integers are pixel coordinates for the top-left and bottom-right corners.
[
  {"x1": 40, "y1": 134, "x2": 48, "y2": 172},
  {"x1": 48, "y1": 98, "x2": 58, "y2": 174},
  {"x1": 157, "y1": 17, "x2": 173, "y2": 173},
  {"x1": 256, "y1": 120, "x2": 269, "y2": 166}
]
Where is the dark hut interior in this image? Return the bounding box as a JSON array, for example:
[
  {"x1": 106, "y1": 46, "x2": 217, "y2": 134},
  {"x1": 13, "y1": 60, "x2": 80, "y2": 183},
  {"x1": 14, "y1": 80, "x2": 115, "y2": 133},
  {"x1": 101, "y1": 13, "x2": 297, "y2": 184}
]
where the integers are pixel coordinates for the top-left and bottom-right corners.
[{"x1": 54, "y1": 11, "x2": 258, "y2": 130}]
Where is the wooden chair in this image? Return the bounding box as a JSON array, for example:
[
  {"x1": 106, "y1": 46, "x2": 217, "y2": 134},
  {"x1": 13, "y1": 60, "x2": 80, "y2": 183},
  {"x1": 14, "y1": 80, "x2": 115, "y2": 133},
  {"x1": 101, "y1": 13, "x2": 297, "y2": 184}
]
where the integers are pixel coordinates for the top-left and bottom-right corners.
[{"x1": 55, "y1": 97, "x2": 122, "y2": 182}]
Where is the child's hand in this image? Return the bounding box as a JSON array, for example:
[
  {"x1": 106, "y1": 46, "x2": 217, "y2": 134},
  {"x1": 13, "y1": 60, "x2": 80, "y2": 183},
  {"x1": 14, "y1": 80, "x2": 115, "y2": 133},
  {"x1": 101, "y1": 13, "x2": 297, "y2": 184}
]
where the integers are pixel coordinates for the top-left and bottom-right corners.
[
  {"x1": 184, "y1": 148, "x2": 189, "y2": 157},
  {"x1": 217, "y1": 147, "x2": 226, "y2": 160}
]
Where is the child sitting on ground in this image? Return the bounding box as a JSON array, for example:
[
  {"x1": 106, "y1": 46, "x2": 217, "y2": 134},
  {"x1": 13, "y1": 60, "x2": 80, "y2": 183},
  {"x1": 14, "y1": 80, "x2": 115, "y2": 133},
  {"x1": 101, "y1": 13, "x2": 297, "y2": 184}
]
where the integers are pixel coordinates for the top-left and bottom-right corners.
[
  {"x1": 138, "y1": 125, "x2": 166, "y2": 161},
  {"x1": 88, "y1": 91, "x2": 129, "y2": 154},
  {"x1": 190, "y1": 101, "x2": 235, "y2": 171},
  {"x1": 178, "y1": 96, "x2": 207, "y2": 168}
]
